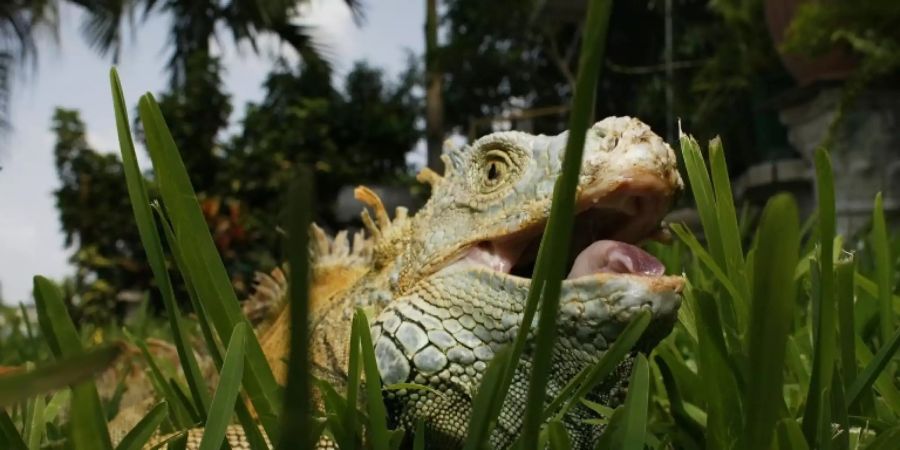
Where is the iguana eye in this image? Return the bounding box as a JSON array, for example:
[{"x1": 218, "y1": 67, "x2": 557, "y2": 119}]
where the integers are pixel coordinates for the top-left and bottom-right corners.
[{"x1": 482, "y1": 151, "x2": 510, "y2": 188}]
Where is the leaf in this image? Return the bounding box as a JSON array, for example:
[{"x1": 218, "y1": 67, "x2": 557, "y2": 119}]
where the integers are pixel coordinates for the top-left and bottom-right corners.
[
  {"x1": 0, "y1": 345, "x2": 121, "y2": 407},
  {"x1": 354, "y1": 310, "x2": 391, "y2": 450},
  {"x1": 744, "y1": 194, "x2": 800, "y2": 450},
  {"x1": 0, "y1": 408, "x2": 27, "y2": 450},
  {"x1": 198, "y1": 323, "x2": 248, "y2": 450},
  {"x1": 546, "y1": 420, "x2": 571, "y2": 450},
  {"x1": 776, "y1": 418, "x2": 809, "y2": 450},
  {"x1": 803, "y1": 148, "x2": 838, "y2": 444},
  {"x1": 861, "y1": 425, "x2": 900, "y2": 450},
  {"x1": 26, "y1": 394, "x2": 44, "y2": 450},
  {"x1": 114, "y1": 402, "x2": 168, "y2": 450},
  {"x1": 467, "y1": 1, "x2": 616, "y2": 448},
  {"x1": 32, "y1": 276, "x2": 113, "y2": 450},
  {"x1": 709, "y1": 137, "x2": 750, "y2": 327},
  {"x1": 137, "y1": 93, "x2": 281, "y2": 437},
  {"x1": 655, "y1": 355, "x2": 705, "y2": 448},
  {"x1": 680, "y1": 134, "x2": 723, "y2": 268},
  {"x1": 869, "y1": 192, "x2": 894, "y2": 345},
  {"x1": 846, "y1": 327, "x2": 900, "y2": 409},
  {"x1": 277, "y1": 171, "x2": 314, "y2": 450},
  {"x1": 549, "y1": 310, "x2": 651, "y2": 421},
  {"x1": 462, "y1": 346, "x2": 510, "y2": 450},
  {"x1": 694, "y1": 288, "x2": 742, "y2": 449},
  {"x1": 413, "y1": 419, "x2": 425, "y2": 450},
  {"x1": 123, "y1": 330, "x2": 193, "y2": 428},
  {"x1": 110, "y1": 68, "x2": 211, "y2": 420},
  {"x1": 834, "y1": 256, "x2": 858, "y2": 404},
  {"x1": 616, "y1": 353, "x2": 650, "y2": 450}
]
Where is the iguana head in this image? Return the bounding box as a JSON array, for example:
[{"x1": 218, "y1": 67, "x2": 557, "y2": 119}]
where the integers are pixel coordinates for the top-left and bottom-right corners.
[
  {"x1": 370, "y1": 117, "x2": 684, "y2": 448},
  {"x1": 396, "y1": 116, "x2": 683, "y2": 301}
]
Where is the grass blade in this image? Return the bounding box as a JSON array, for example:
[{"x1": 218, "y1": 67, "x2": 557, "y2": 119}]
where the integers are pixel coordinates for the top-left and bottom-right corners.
[
  {"x1": 802, "y1": 148, "x2": 838, "y2": 444},
  {"x1": 776, "y1": 418, "x2": 810, "y2": 450},
  {"x1": 861, "y1": 425, "x2": 900, "y2": 450},
  {"x1": 870, "y1": 192, "x2": 894, "y2": 345},
  {"x1": 743, "y1": 194, "x2": 800, "y2": 450},
  {"x1": 109, "y1": 68, "x2": 212, "y2": 420},
  {"x1": 655, "y1": 355, "x2": 705, "y2": 448},
  {"x1": 26, "y1": 394, "x2": 44, "y2": 450},
  {"x1": 670, "y1": 224, "x2": 744, "y2": 305},
  {"x1": 514, "y1": 1, "x2": 615, "y2": 448},
  {"x1": 461, "y1": 347, "x2": 510, "y2": 450},
  {"x1": 137, "y1": 93, "x2": 281, "y2": 437},
  {"x1": 124, "y1": 331, "x2": 194, "y2": 428},
  {"x1": 835, "y1": 256, "x2": 857, "y2": 400},
  {"x1": 680, "y1": 134, "x2": 724, "y2": 268},
  {"x1": 343, "y1": 307, "x2": 362, "y2": 450},
  {"x1": 546, "y1": 420, "x2": 572, "y2": 450},
  {"x1": 276, "y1": 171, "x2": 314, "y2": 450},
  {"x1": 414, "y1": 419, "x2": 425, "y2": 450},
  {"x1": 0, "y1": 408, "x2": 27, "y2": 450},
  {"x1": 32, "y1": 276, "x2": 113, "y2": 450},
  {"x1": 847, "y1": 327, "x2": 900, "y2": 408},
  {"x1": 550, "y1": 310, "x2": 651, "y2": 420},
  {"x1": 354, "y1": 309, "x2": 391, "y2": 450},
  {"x1": 198, "y1": 323, "x2": 248, "y2": 450},
  {"x1": 694, "y1": 288, "x2": 742, "y2": 449},
  {"x1": 114, "y1": 402, "x2": 168, "y2": 450},
  {"x1": 0, "y1": 345, "x2": 121, "y2": 407},
  {"x1": 616, "y1": 353, "x2": 650, "y2": 450},
  {"x1": 709, "y1": 137, "x2": 749, "y2": 324}
]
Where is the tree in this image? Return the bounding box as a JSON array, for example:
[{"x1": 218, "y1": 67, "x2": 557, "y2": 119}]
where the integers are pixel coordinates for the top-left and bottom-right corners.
[
  {"x1": 52, "y1": 108, "x2": 149, "y2": 322},
  {"x1": 224, "y1": 59, "x2": 422, "y2": 226},
  {"x1": 51, "y1": 59, "x2": 422, "y2": 321},
  {"x1": 440, "y1": 0, "x2": 790, "y2": 174},
  {"x1": 0, "y1": 1, "x2": 56, "y2": 133}
]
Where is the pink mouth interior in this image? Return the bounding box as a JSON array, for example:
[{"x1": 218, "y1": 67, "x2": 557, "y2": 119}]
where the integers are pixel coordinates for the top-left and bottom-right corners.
[
  {"x1": 461, "y1": 197, "x2": 668, "y2": 280},
  {"x1": 567, "y1": 240, "x2": 664, "y2": 278}
]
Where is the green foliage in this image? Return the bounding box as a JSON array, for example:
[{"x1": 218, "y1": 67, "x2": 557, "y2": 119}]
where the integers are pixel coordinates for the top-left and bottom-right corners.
[
  {"x1": 225, "y1": 60, "x2": 422, "y2": 226},
  {"x1": 52, "y1": 108, "x2": 148, "y2": 323},
  {"x1": 51, "y1": 59, "x2": 421, "y2": 322},
  {"x1": 13, "y1": 87, "x2": 900, "y2": 450},
  {"x1": 783, "y1": 0, "x2": 900, "y2": 83},
  {"x1": 441, "y1": 0, "x2": 788, "y2": 172},
  {"x1": 647, "y1": 138, "x2": 900, "y2": 450}
]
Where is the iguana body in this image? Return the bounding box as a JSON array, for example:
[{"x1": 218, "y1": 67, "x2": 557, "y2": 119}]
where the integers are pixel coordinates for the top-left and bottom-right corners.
[{"x1": 127, "y1": 117, "x2": 684, "y2": 449}]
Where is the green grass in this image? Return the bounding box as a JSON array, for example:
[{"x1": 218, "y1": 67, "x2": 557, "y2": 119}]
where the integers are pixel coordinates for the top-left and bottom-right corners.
[{"x1": 1, "y1": 2, "x2": 900, "y2": 449}]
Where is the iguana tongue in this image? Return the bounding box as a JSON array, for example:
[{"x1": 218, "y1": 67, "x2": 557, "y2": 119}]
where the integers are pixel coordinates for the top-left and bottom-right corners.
[{"x1": 567, "y1": 240, "x2": 665, "y2": 279}]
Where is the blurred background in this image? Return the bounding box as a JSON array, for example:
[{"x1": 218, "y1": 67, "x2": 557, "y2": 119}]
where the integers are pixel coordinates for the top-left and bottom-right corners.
[{"x1": 0, "y1": 0, "x2": 897, "y2": 323}]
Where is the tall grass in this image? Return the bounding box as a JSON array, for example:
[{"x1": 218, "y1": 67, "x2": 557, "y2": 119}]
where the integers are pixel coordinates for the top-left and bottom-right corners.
[{"x1": 0, "y1": 1, "x2": 899, "y2": 448}]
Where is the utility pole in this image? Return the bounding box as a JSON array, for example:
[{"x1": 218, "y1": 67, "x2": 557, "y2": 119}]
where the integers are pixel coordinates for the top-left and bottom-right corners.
[{"x1": 425, "y1": 0, "x2": 444, "y2": 171}]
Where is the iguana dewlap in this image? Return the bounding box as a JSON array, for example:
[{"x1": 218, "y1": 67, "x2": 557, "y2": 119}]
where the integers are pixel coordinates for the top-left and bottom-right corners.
[{"x1": 131, "y1": 116, "x2": 684, "y2": 449}]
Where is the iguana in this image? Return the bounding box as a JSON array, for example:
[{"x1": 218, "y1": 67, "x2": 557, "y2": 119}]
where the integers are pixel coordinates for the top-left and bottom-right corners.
[{"x1": 122, "y1": 116, "x2": 684, "y2": 449}]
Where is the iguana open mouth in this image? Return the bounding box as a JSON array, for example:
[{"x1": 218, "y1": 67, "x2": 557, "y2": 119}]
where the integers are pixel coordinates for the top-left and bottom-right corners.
[{"x1": 462, "y1": 176, "x2": 674, "y2": 280}]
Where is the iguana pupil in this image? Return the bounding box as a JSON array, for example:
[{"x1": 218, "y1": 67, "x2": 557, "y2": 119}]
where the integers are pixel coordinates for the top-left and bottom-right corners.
[{"x1": 487, "y1": 161, "x2": 500, "y2": 181}]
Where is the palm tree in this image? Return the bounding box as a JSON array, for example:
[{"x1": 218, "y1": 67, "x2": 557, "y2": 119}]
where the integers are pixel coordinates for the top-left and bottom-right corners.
[
  {"x1": 1, "y1": 0, "x2": 363, "y2": 142},
  {"x1": 0, "y1": 0, "x2": 56, "y2": 131},
  {"x1": 75, "y1": 0, "x2": 363, "y2": 88}
]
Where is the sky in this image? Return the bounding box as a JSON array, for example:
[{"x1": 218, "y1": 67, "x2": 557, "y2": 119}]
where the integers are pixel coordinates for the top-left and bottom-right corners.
[{"x1": 0, "y1": 0, "x2": 424, "y2": 303}]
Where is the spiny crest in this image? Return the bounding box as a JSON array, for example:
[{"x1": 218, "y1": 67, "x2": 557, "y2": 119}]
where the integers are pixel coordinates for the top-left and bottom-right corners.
[
  {"x1": 310, "y1": 223, "x2": 372, "y2": 273},
  {"x1": 243, "y1": 266, "x2": 288, "y2": 326},
  {"x1": 354, "y1": 186, "x2": 411, "y2": 268}
]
